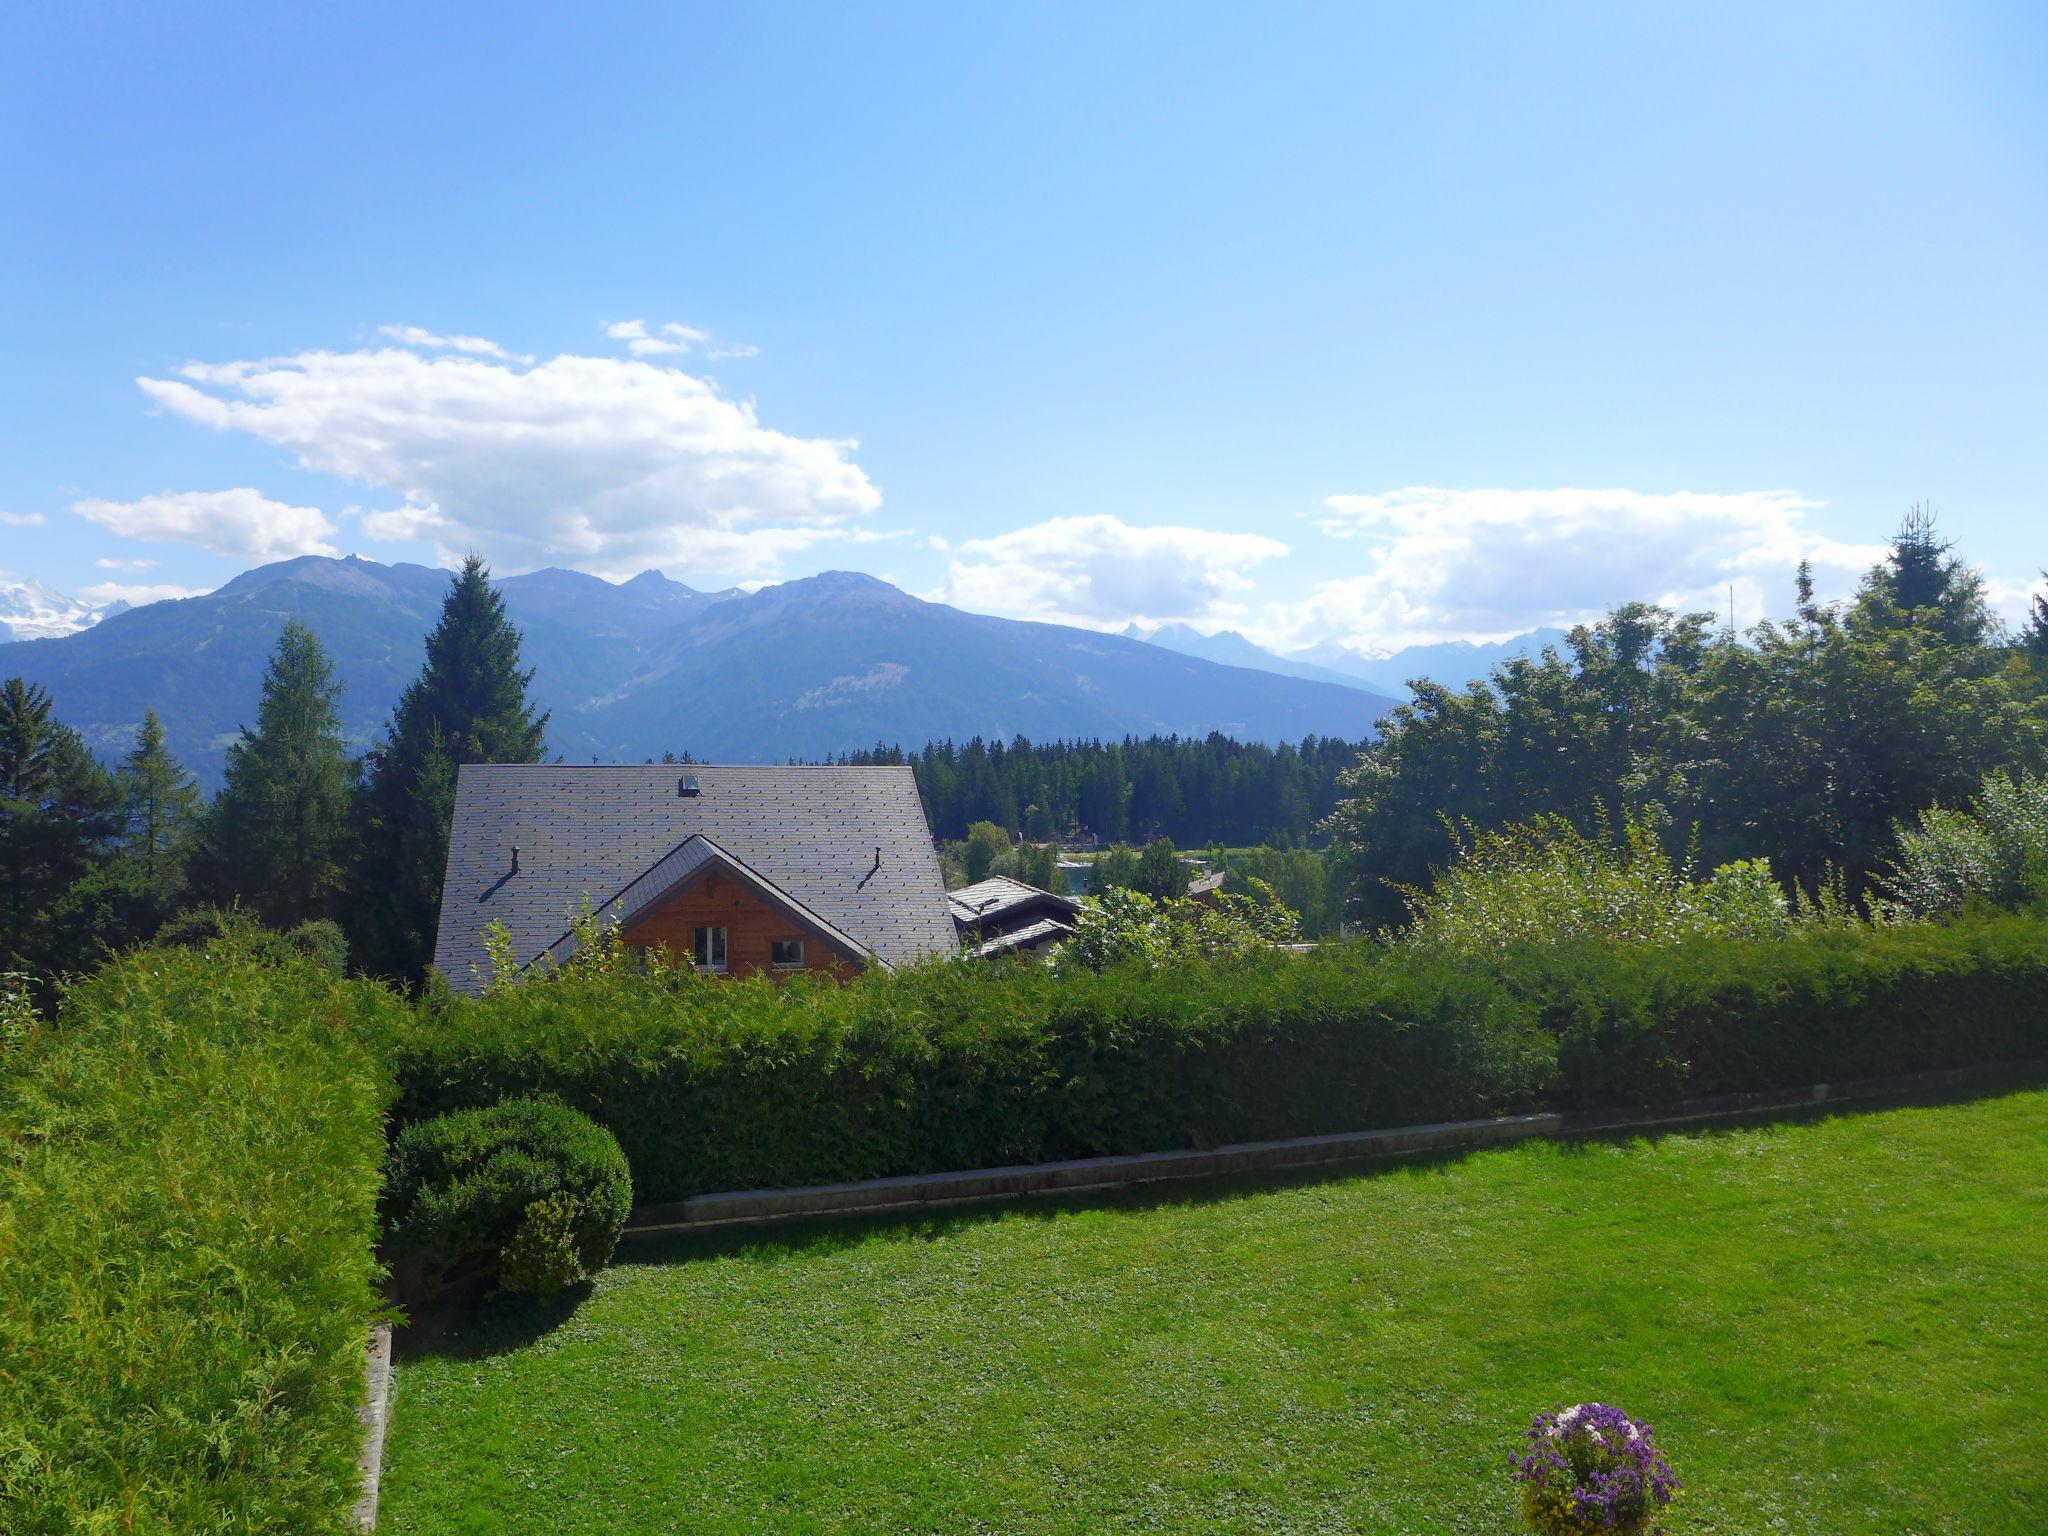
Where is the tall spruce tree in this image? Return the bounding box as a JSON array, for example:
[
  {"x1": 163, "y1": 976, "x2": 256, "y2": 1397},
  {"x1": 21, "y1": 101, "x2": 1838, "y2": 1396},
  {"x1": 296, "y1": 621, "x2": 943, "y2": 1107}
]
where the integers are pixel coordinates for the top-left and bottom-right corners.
[
  {"x1": 1861, "y1": 505, "x2": 1995, "y2": 647},
  {"x1": 355, "y1": 555, "x2": 547, "y2": 977},
  {"x1": 0, "y1": 677, "x2": 124, "y2": 970},
  {"x1": 198, "y1": 621, "x2": 353, "y2": 930},
  {"x1": 121, "y1": 709, "x2": 201, "y2": 891}
]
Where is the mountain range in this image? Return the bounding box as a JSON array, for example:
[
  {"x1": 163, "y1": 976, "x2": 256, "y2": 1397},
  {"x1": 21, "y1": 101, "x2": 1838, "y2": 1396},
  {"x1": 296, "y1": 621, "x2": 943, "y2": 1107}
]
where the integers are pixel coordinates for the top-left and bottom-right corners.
[
  {"x1": 0, "y1": 557, "x2": 1404, "y2": 786},
  {"x1": 1126, "y1": 620, "x2": 1570, "y2": 695}
]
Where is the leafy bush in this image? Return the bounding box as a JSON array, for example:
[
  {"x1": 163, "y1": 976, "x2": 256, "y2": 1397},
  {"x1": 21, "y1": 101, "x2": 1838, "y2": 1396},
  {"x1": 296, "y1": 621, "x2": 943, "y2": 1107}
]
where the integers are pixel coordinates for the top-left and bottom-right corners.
[
  {"x1": 0, "y1": 944, "x2": 399, "y2": 1534},
  {"x1": 156, "y1": 902, "x2": 350, "y2": 975},
  {"x1": 1055, "y1": 882, "x2": 1302, "y2": 973},
  {"x1": 390, "y1": 913, "x2": 2048, "y2": 1203},
  {"x1": 1396, "y1": 812, "x2": 1792, "y2": 955},
  {"x1": 1876, "y1": 770, "x2": 2048, "y2": 919},
  {"x1": 382, "y1": 1095, "x2": 631, "y2": 1299}
]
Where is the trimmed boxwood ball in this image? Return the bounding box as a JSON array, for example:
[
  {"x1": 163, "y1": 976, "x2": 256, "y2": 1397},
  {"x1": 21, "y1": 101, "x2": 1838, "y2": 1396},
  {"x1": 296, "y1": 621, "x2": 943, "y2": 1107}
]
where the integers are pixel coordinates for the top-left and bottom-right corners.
[{"x1": 383, "y1": 1094, "x2": 632, "y2": 1299}]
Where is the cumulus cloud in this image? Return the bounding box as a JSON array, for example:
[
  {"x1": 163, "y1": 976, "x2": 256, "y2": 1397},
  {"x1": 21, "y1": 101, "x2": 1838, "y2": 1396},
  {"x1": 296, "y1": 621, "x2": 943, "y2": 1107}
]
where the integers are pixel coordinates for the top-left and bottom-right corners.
[
  {"x1": 70, "y1": 488, "x2": 338, "y2": 561},
  {"x1": 0, "y1": 510, "x2": 45, "y2": 526},
  {"x1": 1248, "y1": 487, "x2": 1890, "y2": 651},
  {"x1": 377, "y1": 324, "x2": 526, "y2": 362},
  {"x1": 933, "y1": 515, "x2": 1291, "y2": 630},
  {"x1": 136, "y1": 344, "x2": 881, "y2": 581},
  {"x1": 78, "y1": 580, "x2": 211, "y2": 607},
  {"x1": 94, "y1": 556, "x2": 157, "y2": 571}
]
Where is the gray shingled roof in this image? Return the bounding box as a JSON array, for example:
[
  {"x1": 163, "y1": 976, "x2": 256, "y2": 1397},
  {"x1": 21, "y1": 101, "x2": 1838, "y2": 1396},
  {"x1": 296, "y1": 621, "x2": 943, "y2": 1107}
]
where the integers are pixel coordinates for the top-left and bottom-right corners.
[
  {"x1": 947, "y1": 875, "x2": 1081, "y2": 928},
  {"x1": 433, "y1": 764, "x2": 956, "y2": 991},
  {"x1": 970, "y1": 915, "x2": 1075, "y2": 958}
]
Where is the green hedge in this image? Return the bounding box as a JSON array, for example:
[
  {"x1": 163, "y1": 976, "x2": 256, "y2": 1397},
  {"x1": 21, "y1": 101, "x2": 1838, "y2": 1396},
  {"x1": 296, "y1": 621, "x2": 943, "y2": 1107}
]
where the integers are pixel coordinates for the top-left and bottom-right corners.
[
  {"x1": 392, "y1": 913, "x2": 2048, "y2": 1205},
  {"x1": 0, "y1": 946, "x2": 401, "y2": 1534}
]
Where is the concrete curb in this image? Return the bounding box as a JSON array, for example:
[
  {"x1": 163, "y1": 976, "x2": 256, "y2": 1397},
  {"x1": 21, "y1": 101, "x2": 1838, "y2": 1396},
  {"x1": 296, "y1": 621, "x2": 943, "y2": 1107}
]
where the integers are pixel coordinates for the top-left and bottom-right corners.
[
  {"x1": 354, "y1": 1324, "x2": 393, "y2": 1533},
  {"x1": 623, "y1": 1054, "x2": 2048, "y2": 1239}
]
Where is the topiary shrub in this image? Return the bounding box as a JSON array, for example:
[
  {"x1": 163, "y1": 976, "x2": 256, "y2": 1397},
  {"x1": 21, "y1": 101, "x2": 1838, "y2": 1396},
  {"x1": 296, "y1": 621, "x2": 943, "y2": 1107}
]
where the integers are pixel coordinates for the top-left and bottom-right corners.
[{"x1": 382, "y1": 1095, "x2": 632, "y2": 1300}]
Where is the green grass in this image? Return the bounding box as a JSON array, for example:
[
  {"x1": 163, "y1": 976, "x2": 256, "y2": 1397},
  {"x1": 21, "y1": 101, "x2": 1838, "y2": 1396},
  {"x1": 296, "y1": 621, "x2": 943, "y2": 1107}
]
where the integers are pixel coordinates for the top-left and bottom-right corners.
[{"x1": 379, "y1": 1088, "x2": 2048, "y2": 1535}]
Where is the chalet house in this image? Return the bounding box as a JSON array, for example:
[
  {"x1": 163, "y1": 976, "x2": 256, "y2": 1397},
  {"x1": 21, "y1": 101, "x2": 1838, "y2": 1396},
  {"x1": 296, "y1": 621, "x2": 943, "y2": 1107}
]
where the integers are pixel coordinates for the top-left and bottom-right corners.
[
  {"x1": 948, "y1": 875, "x2": 1083, "y2": 959},
  {"x1": 432, "y1": 764, "x2": 958, "y2": 992}
]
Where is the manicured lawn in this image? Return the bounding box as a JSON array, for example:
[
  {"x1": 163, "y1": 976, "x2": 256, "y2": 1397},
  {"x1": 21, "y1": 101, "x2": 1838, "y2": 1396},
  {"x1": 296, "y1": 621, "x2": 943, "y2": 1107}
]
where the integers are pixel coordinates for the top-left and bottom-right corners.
[{"x1": 379, "y1": 1088, "x2": 2048, "y2": 1534}]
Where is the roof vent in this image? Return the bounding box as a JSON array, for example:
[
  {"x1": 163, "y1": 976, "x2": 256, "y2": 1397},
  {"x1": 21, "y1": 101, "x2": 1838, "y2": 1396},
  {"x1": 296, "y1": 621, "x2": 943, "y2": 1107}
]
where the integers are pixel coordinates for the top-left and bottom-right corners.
[{"x1": 678, "y1": 773, "x2": 701, "y2": 798}]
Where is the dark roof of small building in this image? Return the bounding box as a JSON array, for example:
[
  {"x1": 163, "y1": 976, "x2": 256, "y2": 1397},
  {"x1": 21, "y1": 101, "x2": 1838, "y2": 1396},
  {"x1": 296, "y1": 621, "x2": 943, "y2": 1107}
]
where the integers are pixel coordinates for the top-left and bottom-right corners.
[
  {"x1": 969, "y1": 915, "x2": 1075, "y2": 958},
  {"x1": 947, "y1": 875, "x2": 1082, "y2": 929},
  {"x1": 433, "y1": 764, "x2": 956, "y2": 991}
]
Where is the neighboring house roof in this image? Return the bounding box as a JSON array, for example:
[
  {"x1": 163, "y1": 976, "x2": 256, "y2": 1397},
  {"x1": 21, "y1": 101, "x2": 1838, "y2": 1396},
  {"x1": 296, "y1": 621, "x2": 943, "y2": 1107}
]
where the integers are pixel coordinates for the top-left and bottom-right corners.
[
  {"x1": 528, "y1": 833, "x2": 873, "y2": 974},
  {"x1": 1185, "y1": 870, "x2": 1227, "y2": 899},
  {"x1": 969, "y1": 915, "x2": 1075, "y2": 959},
  {"x1": 947, "y1": 875, "x2": 1081, "y2": 929},
  {"x1": 433, "y1": 764, "x2": 955, "y2": 991}
]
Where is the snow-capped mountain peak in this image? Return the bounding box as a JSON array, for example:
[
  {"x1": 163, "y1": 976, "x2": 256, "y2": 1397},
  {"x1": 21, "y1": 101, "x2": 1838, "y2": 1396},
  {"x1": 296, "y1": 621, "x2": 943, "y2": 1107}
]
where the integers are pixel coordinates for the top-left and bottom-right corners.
[{"x1": 0, "y1": 575, "x2": 121, "y2": 642}]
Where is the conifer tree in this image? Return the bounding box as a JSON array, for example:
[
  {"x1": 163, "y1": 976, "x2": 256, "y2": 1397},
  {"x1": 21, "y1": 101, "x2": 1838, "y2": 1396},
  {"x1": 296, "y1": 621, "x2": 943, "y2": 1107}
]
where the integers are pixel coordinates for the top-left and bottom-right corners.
[
  {"x1": 2021, "y1": 572, "x2": 2048, "y2": 666},
  {"x1": 355, "y1": 555, "x2": 547, "y2": 977},
  {"x1": 33, "y1": 713, "x2": 203, "y2": 972},
  {"x1": 121, "y1": 709, "x2": 200, "y2": 890},
  {"x1": 0, "y1": 677, "x2": 124, "y2": 969},
  {"x1": 197, "y1": 621, "x2": 353, "y2": 930},
  {"x1": 1861, "y1": 505, "x2": 1995, "y2": 646}
]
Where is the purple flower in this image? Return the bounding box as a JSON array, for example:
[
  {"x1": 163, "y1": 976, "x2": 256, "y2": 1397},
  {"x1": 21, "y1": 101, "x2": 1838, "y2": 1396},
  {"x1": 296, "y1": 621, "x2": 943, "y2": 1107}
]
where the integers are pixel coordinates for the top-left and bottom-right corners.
[{"x1": 1509, "y1": 1403, "x2": 1679, "y2": 1535}]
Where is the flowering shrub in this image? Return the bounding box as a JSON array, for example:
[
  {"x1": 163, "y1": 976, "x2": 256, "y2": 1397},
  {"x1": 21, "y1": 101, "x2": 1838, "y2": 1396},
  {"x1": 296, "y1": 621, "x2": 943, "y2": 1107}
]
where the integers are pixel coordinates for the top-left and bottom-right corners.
[{"x1": 1511, "y1": 1403, "x2": 1679, "y2": 1535}]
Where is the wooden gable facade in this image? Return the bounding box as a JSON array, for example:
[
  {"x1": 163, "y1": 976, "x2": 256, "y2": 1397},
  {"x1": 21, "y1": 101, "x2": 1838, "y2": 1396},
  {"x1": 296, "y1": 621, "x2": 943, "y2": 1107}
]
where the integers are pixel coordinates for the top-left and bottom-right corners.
[{"x1": 622, "y1": 868, "x2": 862, "y2": 979}]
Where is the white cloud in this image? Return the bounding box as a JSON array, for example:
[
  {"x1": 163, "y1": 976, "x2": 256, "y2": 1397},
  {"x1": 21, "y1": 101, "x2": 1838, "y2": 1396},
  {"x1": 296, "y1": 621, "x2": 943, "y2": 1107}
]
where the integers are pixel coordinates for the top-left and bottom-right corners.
[
  {"x1": 70, "y1": 488, "x2": 339, "y2": 561},
  {"x1": 709, "y1": 343, "x2": 760, "y2": 361},
  {"x1": 77, "y1": 580, "x2": 211, "y2": 607},
  {"x1": 377, "y1": 324, "x2": 525, "y2": 362},
  {"x1": 137, "y1": 345, "x2": 880, "y2": 581},
  {"x1": 933, "y1": 515, "x2": 1291, "y2": 630},
  {"x1": 605, "y1": 319, "x2": 717, "y2": 357},
  {"x1": 0, "y1": 510, "x2": 45, "y2": 526},
  {"x1": 94, "y1": 556, "x2": 157, "y2": 571},
  {"x1": 1986, "y1": 572, "x2": 2047, "y2": 630},
  {"x1": 1259, "y1": 486, "x2": 1888, "y2": 651}
]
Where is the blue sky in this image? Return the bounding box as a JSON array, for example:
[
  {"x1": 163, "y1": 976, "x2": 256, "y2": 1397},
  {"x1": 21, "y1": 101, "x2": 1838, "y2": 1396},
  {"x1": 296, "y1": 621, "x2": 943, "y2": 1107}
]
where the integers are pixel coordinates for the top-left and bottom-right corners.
[{"x1": 3, "y1": 1, "x2": 2043, "y2": 650}]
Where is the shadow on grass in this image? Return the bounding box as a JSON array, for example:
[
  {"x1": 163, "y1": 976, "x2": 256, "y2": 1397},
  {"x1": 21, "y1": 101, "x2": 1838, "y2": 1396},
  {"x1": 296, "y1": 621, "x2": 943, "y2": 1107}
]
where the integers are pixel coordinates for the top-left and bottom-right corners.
[
  {"x1": 393, "y1": 1279, "x2": 597, "y2": 1363},
  {"x1": 395, "y1": 1072, "x2": 2045, "y2": 1363}
]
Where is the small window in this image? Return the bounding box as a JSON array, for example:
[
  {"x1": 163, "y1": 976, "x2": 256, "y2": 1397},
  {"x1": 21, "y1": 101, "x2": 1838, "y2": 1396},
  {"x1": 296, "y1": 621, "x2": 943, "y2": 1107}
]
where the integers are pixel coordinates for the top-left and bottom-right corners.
[
  {"x1": 692, "y1": 925, "x2": 728, "y2": 972},
  {"x1": 771, "y1": 938, "x2": 805, "y2": 971}
]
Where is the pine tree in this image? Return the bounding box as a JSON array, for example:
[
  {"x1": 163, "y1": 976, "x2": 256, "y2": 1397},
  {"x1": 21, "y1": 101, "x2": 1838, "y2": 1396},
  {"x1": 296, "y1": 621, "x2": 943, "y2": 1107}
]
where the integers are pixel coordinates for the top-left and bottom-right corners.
[
  {"x1": 121, "y1": 709, "x2": 200, "y2": 891},
  {"x1": 198, "y1": 621, "x2": 353, "y2": 930},
  {"x1": 355, "y1": 556, "x2": 547, "y2": 977},
  {"x1": 0, "y1": 677, "x2": 124, "y2": 969},
  {"x1": 1861, "y1": 505, "x2": 1995, "y2": 647}
]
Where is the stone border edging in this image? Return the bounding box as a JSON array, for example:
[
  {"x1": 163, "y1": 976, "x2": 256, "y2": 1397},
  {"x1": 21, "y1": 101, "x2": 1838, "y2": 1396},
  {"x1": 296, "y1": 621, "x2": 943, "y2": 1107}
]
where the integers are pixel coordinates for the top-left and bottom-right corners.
[
  {"x1": 354, "y1": 1324, "x2": 393, "y2": 1532},
  {"x1": 623, "y1": 1055, "x2": 2048, "y2": 1239}
]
